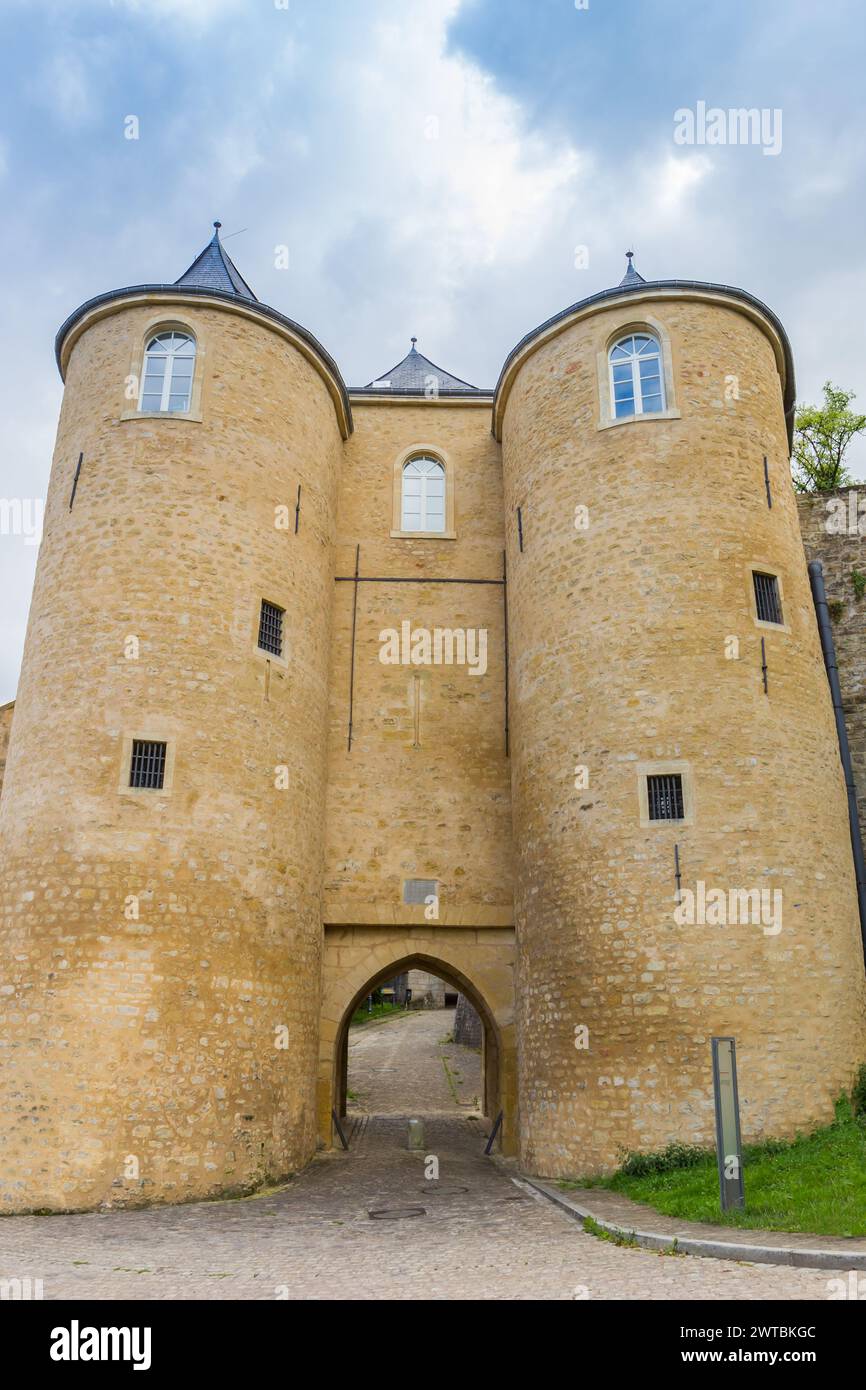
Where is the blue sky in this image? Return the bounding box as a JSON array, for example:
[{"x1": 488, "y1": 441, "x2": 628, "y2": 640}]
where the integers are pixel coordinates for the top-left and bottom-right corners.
[{"x1": 1, "y1": 0, "x2": 864, "y2": 700}]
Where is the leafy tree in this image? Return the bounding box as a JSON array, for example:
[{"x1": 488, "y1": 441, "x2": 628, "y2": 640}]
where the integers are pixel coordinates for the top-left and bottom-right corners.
[{"x1": 792, "y1": 381, "x2": 866, "y2": 493}]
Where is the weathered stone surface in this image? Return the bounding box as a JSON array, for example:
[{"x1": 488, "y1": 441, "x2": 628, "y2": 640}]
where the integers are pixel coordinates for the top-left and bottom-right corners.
[
  {"x1": 798, "y1": 488, "x2": 866, "y2": 864},
  {"x1": 1, "y1": 281, "x2": 864, "y2": 1213},
  {"x1": 0, "y1": 702, "x2": 12, "y2": 793},
  {"x1": 453, "y1": 994, "x2": 482, "y2": 1047},
  {"x1": 501, "y1": 295, "x2": 866, "y2": 1177}
]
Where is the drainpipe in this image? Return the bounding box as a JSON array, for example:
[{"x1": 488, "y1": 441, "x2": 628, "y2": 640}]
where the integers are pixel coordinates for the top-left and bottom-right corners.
[{"x1": 808, "y1": 559, "x2": 866, "y2": 965}]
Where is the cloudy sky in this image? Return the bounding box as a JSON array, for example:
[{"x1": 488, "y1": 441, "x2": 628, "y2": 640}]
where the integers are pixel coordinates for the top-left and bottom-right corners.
[{"x1": 1, "y1": 0, "x2": 864, "y2": 701}]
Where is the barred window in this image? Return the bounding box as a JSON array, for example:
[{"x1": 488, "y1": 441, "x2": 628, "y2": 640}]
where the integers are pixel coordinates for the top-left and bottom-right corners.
[
  {"x1": 403, "y1": 878, "x2": 438, "y2": 904},
  {"x1": 646, "y1": 773, "x2": 684, "y2": 822},
  {"x1": 258, "y1": 600, "x2": 284, "y2": 657},
  {"x1": 130, "y1": 740, "x2": 167, "y2": 790},
  {"x1": 753, "y1": 571, "x2": 783, "y2": 625}
]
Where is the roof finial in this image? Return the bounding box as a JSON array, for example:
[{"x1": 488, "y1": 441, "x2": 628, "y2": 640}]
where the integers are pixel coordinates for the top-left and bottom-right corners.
[
  {"x1": 213, "y1": 220, "x2": 222, "y2": 236},
  {"x1": 410, "y1": 336, "x2": 417, "y2": 349},
  {"x1": 619, "y1": 249, "x2": 646, "y2": 288}
]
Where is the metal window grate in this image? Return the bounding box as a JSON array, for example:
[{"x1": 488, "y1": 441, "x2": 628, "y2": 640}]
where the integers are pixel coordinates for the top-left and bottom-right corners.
[
  {"x1": 753, "y1": 571, "x2": 783, "y2": 625},
  {"x1": 258, "y1": 599, "x2": 284, "y2": 656},
  {"x1": 403, "y1": 878, "x2": 438, "y2": 904},
  {"x1": 647, "y1": 773, "x2": 684, "y2": 822},
  {"x1": 130, "y1": 740, "x2": 167, "y2": 790}
]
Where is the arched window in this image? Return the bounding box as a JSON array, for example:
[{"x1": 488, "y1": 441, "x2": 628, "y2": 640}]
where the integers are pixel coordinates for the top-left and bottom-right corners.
[
  {"x1": 609, "y1": 333, "x2": 665, "y2": 418},
  {"x1": 139, "y1": 331, "x2": 196, "y2": 413},
  {"x1": 401, "y1": 456, "x2": 446, "y2": 532}
]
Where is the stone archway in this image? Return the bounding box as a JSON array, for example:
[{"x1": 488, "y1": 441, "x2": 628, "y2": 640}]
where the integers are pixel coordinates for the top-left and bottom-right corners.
[{"x1": 318, "y1": 926, "x2": 517, "y2": 1154}]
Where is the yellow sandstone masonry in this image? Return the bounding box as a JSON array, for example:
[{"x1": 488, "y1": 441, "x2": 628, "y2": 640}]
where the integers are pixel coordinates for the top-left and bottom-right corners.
[
  {"x1": 500, "y1": 293, "x2": 866, "y2": 1176},
  {"x1": 0, "y1": 233, "x2": 863, "y2": 1210}
]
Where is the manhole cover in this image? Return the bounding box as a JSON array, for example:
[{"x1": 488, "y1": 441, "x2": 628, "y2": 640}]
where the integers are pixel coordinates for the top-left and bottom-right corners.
[
  {"x1": 368, "y1": 1206, "x2": 427, "y2": 1220},
  {"x1": 420, "y1": 1185, "x2": 470, "y2": 1197}
]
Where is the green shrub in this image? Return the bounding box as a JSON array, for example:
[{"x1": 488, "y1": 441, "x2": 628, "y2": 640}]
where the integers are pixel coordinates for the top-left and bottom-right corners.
[
  {"x1": 852, "y1": 1063, "x2": 866, "y2": 1118},
  {"x1": 617, "y1": 1141, "x2": 711, "y2": 1177}
]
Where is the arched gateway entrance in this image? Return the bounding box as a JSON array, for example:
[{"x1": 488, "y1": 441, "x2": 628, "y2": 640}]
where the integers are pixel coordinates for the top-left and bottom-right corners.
[{"x1": 318, "y1": 926, "x2": 517, "y2": 1154}]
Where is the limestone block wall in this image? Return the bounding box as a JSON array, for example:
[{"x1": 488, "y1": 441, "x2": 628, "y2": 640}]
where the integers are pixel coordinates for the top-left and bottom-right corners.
[
  {"x1": 0, "y1": 701, "x2": 13, "y2": 798},
  {"x1": 407, "y1": 969, "x2": 448, "y2": 1006},
  {"x1": 501, "y1": 292, "x2": 866, "y2": 1177},
  {"x1": 323, "y1": 402, "x2": 513, "y2": 934},
  {"x1": 0, "y1": 298, "x2": 343, "y2": 1211},
  {"x1": 318, "y1": 924, "x2": 516, "y2": 1148},
  {"x1": 798, "y1": 488, "x2": 866, "y2": 864},
  {"x1": 453, "y1": 994, "x2": 482, "y2": 1047}
]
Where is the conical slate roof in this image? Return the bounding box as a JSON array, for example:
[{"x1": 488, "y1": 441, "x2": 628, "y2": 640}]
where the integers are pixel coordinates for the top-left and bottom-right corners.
[
  {"x1": 619, "y1": 250, "x2": 646, "y2": 287},
  {"x1": 363, "y1": 339, "x2": 484, "y2": 394},
  {"x1": 174, "y1": 221, "x2": 258, "y2": 301}
]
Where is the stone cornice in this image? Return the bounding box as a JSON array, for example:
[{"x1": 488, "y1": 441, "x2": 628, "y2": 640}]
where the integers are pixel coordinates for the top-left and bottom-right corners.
[
  {"x1": 492, "y1": 280, "x2": 795, "y2": 448},
  {"x1": 55, "y1": 286, "x2": 354, "y2": 439}
]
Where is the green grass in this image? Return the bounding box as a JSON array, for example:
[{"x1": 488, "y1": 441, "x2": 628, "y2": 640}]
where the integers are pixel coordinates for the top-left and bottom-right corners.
[
  {"x1": 567, "y1": 1099, "x2": 866, "y2": 1238},
  {"x1": 350, "y1": 1001, "x2": 406, "y2": 1027}
]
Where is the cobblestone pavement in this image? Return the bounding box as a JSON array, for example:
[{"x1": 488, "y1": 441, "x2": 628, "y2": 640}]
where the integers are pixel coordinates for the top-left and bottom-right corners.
[
  {"x1": 0, "y1": 1012, "x2": 838, "y2": 1301},
  {"x1": 348, "y1": 1007, "x2": 482, "y2": 1114}
]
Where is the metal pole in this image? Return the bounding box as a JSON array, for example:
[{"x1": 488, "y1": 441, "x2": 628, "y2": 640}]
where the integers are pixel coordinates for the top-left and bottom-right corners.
[
  {"x1": 809, "y1": 559, "x2": 866, "y2": 964},
  {"x1": 502, "y1": 550, "x2": 510, "y2": 757},
  {"x1": 332, "y1": 1109, "x2": 349, "y2": 1151},
  {"x1": 69, "y1": 452, "x2": 83, "y2": 510},
  {"x1": 347, "y1": 544, "x2": 360, "y2": 752},
  {"x1": 484, "y1": 1110, "x2": 504, "y2": 1155}
]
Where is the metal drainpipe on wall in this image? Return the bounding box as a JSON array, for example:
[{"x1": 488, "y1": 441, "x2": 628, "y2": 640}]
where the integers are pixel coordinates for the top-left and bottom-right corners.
[{"x1": 809, "y1": 559, "x2": 866, "y2": 967}]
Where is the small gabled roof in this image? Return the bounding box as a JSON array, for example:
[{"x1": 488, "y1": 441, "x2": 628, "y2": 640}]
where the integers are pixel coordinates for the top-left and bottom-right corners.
[
  {"x1": 174, "y1": 221, "x2": 258, "y2": 300},
  {"x1": 357, "y1": 339, "x2": 490, "y2": 395}
]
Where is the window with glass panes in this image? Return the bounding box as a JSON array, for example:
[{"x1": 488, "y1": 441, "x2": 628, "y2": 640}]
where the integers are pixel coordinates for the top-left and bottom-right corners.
[
  {"x1": 401, "y1": 456, "x2": 446, "y2": 532},
  {"x1": 139, "y1": 331, "x2": 196, "y2": 413},
  {"x1": 609, "y1": 334, "x2": 665, "y2": 418}
]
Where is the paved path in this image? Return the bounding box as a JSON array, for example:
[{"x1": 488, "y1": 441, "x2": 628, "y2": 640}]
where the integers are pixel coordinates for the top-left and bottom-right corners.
[
  {"x1": 347, "y1": 1008, "x2": 482, "y2": 1115},
  {"x1": 0, "y1": 1011, "x2": 842, "y2": 1300}
]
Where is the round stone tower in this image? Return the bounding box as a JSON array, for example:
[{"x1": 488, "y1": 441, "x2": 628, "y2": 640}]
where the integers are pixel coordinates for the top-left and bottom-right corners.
[
  {"x1": 496, "y1": 257, "x2": 866, "y2": 1177},
  {"x1": 0, "y1": 226, "x2": 349, "y2": 1210}
]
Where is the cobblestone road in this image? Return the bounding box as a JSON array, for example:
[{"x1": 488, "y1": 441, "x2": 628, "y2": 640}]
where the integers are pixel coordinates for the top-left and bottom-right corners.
[
  {"x1": 348, "y1": 1007, "x2": 482, "y2": 1114},
  {"x1": 0, "y1": 1012, "x2": 838, "y2": 1300}
]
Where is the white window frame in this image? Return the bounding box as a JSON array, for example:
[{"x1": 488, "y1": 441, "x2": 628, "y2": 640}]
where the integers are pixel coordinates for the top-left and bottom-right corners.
[
  {"x1": 138, "y1": 331, "x2": 197, "y2": 414},
  {"x1": 401, "y1": 456, "x2": 446, "y2": 533},
  {"x1": 608, "y1": 333, "x2": 665, "y2": 419}
]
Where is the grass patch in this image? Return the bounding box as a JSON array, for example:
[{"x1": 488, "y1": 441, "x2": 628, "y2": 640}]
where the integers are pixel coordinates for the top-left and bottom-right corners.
[
  {"x1": 576, "y1": 1095, "x2": 866, "y2": 1237},
  {"x1": 350, "y1": 1002, "x2": 406, "y2": 1027}
]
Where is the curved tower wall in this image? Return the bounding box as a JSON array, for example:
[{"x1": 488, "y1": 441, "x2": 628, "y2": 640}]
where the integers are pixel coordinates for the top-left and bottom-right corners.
[
  {"x1": 501, "y1": 292, "x2": 866, "y2": 1177},
  {"x1": 0, "y1": 298, "x2": 342, "y2": 1209}
]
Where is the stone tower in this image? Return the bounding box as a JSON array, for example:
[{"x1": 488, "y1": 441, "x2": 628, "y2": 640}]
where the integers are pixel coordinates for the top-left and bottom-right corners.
[
  {"x1": 496, "y1": 256, "x2": 866, "y2": 1176},
  {"x1": 1, "y1": 233, "x2": 864, "y2": 1212},
  {"x1": 0, "y1": 226, "x2": 348, "y2": 1209}
]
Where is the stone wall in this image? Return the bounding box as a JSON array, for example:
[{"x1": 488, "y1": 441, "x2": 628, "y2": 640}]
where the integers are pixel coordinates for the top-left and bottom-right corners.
[
  {"x1": 323, "y1": 401, "x2": 513, "y2": 933},
  {"x1": 0, "y1": 297, "x2": 344, "y2": 1212},
  {"x1": 0, "y1": 702, "x2": 13, "y2": 798},
  {"x1": 501, "y1": 291, "x2": 866, "y2": 1177},
  {"x1": 798, "y1": 488, "x2": 866, "y2": 863},
  {"x1": 407, "y1": 969, "x2": 448, "y2": 1006},
  {"x1": 453, "y1": 994, "x2": 482, "y2": 1047}
]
